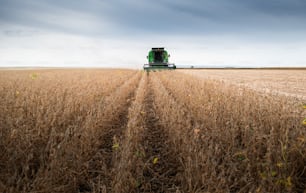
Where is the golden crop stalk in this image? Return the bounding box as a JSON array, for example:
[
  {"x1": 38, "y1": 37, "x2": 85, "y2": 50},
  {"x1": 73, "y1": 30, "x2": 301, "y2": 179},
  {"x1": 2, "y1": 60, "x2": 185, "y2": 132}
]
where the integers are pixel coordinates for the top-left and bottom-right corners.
[{"x1": 30, "y1": 73, "x2": 38, "y2": 80}]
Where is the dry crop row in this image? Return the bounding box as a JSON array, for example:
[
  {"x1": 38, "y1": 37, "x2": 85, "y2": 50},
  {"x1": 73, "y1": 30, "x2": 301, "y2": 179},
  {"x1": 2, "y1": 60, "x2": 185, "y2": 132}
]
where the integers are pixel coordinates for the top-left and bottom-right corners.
[
  {"x1": 112, "y1": 73, "x2": 181, "y2": 192},
  {"x1": 112, "y1": 73, "x2": 148, "y2": 192},
  {"x1": 0, "y1": 69, "x2": 305, "y2": 193},
  {"x1": 155, "y1": 71, "x2": 306, "y2": 193},
  {"x1": 0, "y1": 69, "x2": 139, "y2": 192}
]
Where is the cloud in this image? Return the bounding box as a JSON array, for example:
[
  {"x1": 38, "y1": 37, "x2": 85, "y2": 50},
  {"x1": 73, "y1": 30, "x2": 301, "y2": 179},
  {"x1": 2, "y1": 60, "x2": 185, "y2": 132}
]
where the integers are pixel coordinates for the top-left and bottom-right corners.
[
  {"x1": 1, "y1": 31, "x2": 305, "y2": 68},
  {"x1": 1, "y1": 0, "x2": 306, "y2": 37},
  {"x1": 0, "y1": 0, "x2": 112, "y2": 36},
  {"x1": 0, "y1": 0, "x2": 306, "y2": 67}
]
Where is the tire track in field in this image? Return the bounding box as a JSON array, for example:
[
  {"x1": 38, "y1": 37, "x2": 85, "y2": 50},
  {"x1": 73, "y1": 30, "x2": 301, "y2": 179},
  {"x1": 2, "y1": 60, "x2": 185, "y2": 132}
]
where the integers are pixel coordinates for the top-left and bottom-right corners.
[
  {"x1": 139, "y1": 75, "x2": 181, "y2": 193},
  {"x1": 86, "y1": 72, "x2": 142, "y2": 193}
]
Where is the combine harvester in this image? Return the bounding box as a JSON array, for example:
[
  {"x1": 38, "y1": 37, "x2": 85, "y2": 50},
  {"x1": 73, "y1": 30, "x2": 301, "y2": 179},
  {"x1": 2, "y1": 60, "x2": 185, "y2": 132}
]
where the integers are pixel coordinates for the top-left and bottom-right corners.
[{"x1": 143, "y1": 48, "x2": 176, "y2": 70}]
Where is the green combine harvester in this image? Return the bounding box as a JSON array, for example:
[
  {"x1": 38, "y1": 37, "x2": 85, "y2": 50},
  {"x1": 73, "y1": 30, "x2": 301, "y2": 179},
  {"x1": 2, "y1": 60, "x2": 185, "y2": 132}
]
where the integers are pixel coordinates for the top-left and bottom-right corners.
[{"x1": 143, "y1": 48, "x2": 176, "y2": 70}]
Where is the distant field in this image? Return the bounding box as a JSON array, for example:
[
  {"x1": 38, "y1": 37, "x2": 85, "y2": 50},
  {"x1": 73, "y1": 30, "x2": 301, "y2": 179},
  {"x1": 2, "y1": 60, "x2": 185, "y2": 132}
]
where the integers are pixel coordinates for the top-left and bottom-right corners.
[
  {"x1": 0, "y1": 69, "x2": 305, "y2": 193},
  {"x1": 181, "y1": 69, "x2": 306, "y2": 100}
]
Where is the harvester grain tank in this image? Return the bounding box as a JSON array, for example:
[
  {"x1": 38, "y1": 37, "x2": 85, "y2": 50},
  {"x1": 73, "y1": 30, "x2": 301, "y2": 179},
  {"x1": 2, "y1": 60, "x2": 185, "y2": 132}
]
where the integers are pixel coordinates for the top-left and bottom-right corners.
[{"x1": 143, "y1": 48, "x2": 176, "y2": 70}]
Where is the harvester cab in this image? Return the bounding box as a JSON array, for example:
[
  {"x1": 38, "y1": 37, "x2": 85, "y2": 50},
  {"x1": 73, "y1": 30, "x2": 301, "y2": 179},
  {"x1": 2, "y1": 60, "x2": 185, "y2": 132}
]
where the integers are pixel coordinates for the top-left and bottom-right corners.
[{"x1": 143, "y1": 48, "x2": 176, "y2": 70}]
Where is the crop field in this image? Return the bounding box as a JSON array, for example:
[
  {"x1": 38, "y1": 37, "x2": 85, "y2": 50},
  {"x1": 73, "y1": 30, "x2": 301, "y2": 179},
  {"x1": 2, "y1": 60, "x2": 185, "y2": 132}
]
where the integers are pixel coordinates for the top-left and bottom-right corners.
[
  {"x1": 181, "y1": 69, "x2": 306, "y2": 100},
  {"x1": 0, "y1": 69, "x2": 305, "y2": 193}
]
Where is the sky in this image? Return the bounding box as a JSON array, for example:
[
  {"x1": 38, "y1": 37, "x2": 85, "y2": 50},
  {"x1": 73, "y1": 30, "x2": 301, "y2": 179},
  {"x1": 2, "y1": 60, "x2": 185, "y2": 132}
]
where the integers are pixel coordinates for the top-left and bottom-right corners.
[{"x1": 0, "y1": 0, "x2": 306, "y2": 68}]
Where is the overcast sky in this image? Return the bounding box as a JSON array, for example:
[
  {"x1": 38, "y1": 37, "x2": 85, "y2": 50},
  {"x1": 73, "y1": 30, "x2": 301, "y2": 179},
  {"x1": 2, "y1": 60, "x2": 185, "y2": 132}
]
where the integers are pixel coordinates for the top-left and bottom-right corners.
[{"x1": 1, "y1": 0, "x2": 306, "y2": 68}]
